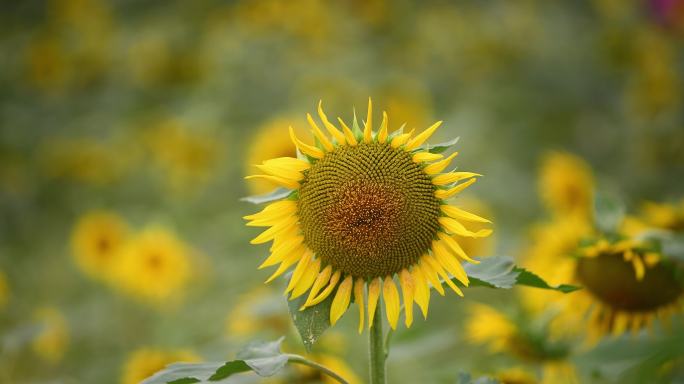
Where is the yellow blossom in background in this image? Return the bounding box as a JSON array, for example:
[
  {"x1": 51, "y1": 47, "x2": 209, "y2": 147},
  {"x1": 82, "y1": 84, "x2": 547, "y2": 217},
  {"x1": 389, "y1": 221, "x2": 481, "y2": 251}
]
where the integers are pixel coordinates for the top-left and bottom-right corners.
[
  {"x1": 0, "y1": 270, "x2": 9, "y2": 309},
  {"x1": 639, "y1": 199, "x2": 684, "y2": 231},
  {"x1": 292, "y1": 354, "x2": 362, "y2": 384},
  {"x1": 538, "y1": 152, "x2": 594, "y2": 219},
  {"x1": 465, "y1": 303, "x2": 579, "y2": 384},
  {"x1": 244, "y1": 117, "x2": 308, "y2": 195},
  {"x1": 32, "y1": 307, "x2": 69, "y2": 364},
  {"x1": 495, "y1": 367, "x2": 537, "y2": 384},
  {"x1": 71, "y1": 211, "x2": 129, "y2": 282},
  {"x1": 113, "y1": 226, "x2": 192, "y2": 305},
  {"x1": 225, "y1": 287, "x2": 290, "y2": 338},
  {"x1": 121, "y1": 348, "x2": 199, "y2": 384},
  {"x1": 145, "y1": 119, "x2": 220, "y2": 193}
]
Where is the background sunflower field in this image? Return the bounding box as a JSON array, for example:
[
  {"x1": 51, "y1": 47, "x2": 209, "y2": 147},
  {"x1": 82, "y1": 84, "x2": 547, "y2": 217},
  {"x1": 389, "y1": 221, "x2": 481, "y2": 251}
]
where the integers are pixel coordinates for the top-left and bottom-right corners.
[{"x1": 1, "y1": 0, "x2": 684, "y2": 383}]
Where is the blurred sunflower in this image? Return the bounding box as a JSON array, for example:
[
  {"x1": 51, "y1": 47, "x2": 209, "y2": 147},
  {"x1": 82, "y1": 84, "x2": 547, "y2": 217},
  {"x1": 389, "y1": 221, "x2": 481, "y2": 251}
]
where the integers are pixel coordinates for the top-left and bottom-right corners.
[
  {"x1": 245, "y1": 117, "x2": 308, "y2": 195},
  {"x1": 465, "y1": 303, "x2": 578, "y2": 384},
  {"x1": 0, "y1": 270, "x2": 9, "y2": 309},
  {"x1": 525, "y1": 230, "x2": 684, "y2": 341},
  {"x1": 637, "y1": 199, "x2": 684, "y2": 232},
  {"x1": 113, "y1": 226, "x2": 192, "y2": 305},
  {"x1": 32, "y1": 307, "x2": 69, "y2": 364},
  {"x1": 245, "y1": 100, "x2": 492, "y2": 331},
  {"x1": 71, "y1": 211, "x2": 129, "y2": 282},
  {"x1": 41, "y1": 138, "x2": 131, "y2": 185},
  {"x1": 121, "y1": 348, "x2": 199, "y2": 384},
  {"x1": 538, "y1": 152, "x2": 594, "y2": 219}
]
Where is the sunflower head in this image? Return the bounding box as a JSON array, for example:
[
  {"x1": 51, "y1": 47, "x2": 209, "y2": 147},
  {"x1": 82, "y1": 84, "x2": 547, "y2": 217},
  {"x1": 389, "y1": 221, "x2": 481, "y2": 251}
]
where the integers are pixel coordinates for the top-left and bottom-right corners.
[{"x1": 245, "y1": 99, "x2": 492, "y2": 331}]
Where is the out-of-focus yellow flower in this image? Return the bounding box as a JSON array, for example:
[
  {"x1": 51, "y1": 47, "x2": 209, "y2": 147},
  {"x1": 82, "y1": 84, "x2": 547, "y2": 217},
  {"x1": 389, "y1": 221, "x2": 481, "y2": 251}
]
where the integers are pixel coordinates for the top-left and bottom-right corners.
[
  {"x1": 538, "y1": 152, "x2": 594, "y2": 219},
  {"x1": 466, "y1": 304, "x2": 578, "y2": 384},
  {"x1": 121, "y1": 348, "x2": 199, "y2": 384},
  {"x1": 640, "y1": 199, "x2": 684, "y2": 232},
  {"x1": 244, "y1": 117, "x2": 307, "y2": 195},
  {"x1": 71, "y1": 211, "x2": 129, "y2": 282},
  {"x1": 377, "y1": 83, "x2": 434, "y2": 131},
  {"x1": 465, "y1": 303, "x2": 517, "y2": 352},
  {"x1": 145, "y1": 119, "x2": 220, "y2": 193},
  {"x1": 0, "y1": 270, "x2": 9, "y2": 309},
  {"x1": 292, "y1": 354, "x2": 362, "y2": 384},
  {"x1": 496, "y1": 367, "x2": 537, "y2": 384},
  {"x1": 41, "y1": 138, "x2": 131, "y2": 185},
  {"x1": 113, "y1": 226, "x2": 192, "y2": 305},
  {"x1": 32, "y1": 307, "x2": 69, "y2": 364}
]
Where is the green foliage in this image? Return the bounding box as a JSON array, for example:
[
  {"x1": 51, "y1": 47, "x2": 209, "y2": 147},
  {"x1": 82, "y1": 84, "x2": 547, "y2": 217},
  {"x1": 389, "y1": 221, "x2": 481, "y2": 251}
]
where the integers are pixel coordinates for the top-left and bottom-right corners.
[
  {"x1": 424, "y1": 137, "x2": 460, "y2": 154},
  {"x1": 287, "y1": 291, "x2": 334, "y2": 353},
  {"x1": 241, "y1": 188, "x2": 293, "y2": 204},
  {"x1": 463, "y1": 256, "x2": 581, "y2": 292},
  {"x1": 142, "y1": 338, "x2": 288, "y2": 384}
]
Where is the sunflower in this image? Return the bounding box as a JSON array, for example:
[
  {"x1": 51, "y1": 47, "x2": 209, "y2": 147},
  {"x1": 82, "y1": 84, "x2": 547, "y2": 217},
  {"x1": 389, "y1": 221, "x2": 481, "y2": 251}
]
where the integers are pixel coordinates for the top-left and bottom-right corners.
[
  {"x1": 71, "y1": 211, "x2": 129, "y2": 282},
  {"x1": 121, "y1": 348, "x2": 199, "y2": 384},
  {"x1": 465, "y1": 303, "x2": 578, "y2": 384},
  {"x1": 245, "y1": 100, "x2": 492, "y2": 331},
  {"x1": 637, "y1": 199, "x2": 684, "y2": 232},
  {"x1": 112, "y1": 226, "x2": 192, "y2": 305},
  {"x1": 538, "y1": 151, "x2": 594, "y2": 219},
  {"x1": 523, "y1": 226, "x2": 684, "y2": 341}
]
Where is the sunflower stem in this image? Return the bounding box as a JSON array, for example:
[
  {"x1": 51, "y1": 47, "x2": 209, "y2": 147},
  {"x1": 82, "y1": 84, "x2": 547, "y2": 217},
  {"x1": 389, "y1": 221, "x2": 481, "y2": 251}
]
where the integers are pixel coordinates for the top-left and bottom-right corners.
[{"x1": 369, "y1": 305, "x2": 387, "y2": 384}]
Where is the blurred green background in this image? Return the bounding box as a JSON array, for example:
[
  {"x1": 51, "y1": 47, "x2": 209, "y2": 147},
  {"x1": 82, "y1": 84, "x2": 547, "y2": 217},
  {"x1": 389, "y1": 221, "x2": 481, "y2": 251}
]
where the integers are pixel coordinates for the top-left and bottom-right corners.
[{"x1": 1, "y1": 0, "x2": 683, "y2": 383}]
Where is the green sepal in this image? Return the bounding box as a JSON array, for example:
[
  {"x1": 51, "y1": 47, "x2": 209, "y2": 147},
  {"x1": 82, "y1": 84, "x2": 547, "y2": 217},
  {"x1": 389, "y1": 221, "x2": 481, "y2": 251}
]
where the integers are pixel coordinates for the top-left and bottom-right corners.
[{"x1": 241, "y1": 188, "x2": 294, "y2": 204}]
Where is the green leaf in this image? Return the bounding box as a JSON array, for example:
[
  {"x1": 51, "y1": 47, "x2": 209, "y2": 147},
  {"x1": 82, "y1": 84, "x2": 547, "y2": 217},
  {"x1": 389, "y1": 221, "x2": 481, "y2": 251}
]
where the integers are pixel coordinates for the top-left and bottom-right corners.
[
  {"x1": 142, "y1": 339, "x2": 289, "y2": 384},
  {"x1": 459, "y1": 256, "x2": 580, "y2": 292},
  {"x1": 513, "y1": 267, "x2": 582, "y2": 293},
  {"x1": 288, "y1": 292, "x2": 334, "y2": 352},
  {"x1": 424, "y1": 137, "x2": 459, "y2": 153},
  {"x1": 241, "y1": 188, "x2": 292, "y2": 204},
  {"x1": 594, "y1": 192, "x2": 625, "y2": 233},
  {"x1": 463, "y1": 256, "x2": 519, "y2": 288},
  {"x1": 236, "y1": 338, "x2": 289, "y2": 376}
]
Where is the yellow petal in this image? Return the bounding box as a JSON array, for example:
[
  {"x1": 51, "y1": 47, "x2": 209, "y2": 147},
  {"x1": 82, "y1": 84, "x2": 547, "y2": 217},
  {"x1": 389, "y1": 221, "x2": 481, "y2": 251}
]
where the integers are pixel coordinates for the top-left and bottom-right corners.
[
  {"x1": 337, "y1": 117, "x2": 358, "y2": 146},
  {"x1": 265, "y1": 250, "x2": 302, "y2": 283},
  {"x1": 367, "y1": 277, "x2": 381, "y2": 329},
  {"x1": 424, "y1": 152, "x2": 458, "y2": 175},
  {"x1": 302, "y1": 265, "x2": 332, "y2": 306},
  {"x1": 249, "y1": 217, "x2": 298, "y2": 244},
  {"x1": 317, "y1": 101, "x2": 346, "y2": 144},
  {"x1": 413, "y1": 152, "x2": 444, "y2": 163},
  {"x1": 390, "y1": 129, "x2": 414, "y2": 148},
  {"x1": 632, "y1": 256, "x2": 645, "y2": 281},
  {"x1": 330, "y1": 276, "x2": 353, "y2": 325},
  {"x1": 353, "y1": 278, "x2": 365, "y2": 333},
  {"x1": 307, "y1": 113, "x2": 334, "y2": 152},
  {"x1": 383, "y1": 277, "x2": 400, "y2": 330},
  {"x1": 440, "y1": 205, "x2": 491, "y2": 223},
  {"x1": 424, "y1": 255, "x2": 463, "y2": 296},
  {"x1": 262, "y1": 157, "x2": 310, "y2": 172},
  {"x1": 405, "y1": 121, "x2": 442, "y2": 150},
  {"x1": 432, "y1": 240, "x2": 469, "y2": 286},
  {"x1": 245, "y1": 174, "x2": 299, "y2": 190},
  {"x1": 286, "y1": 250, "x2": 313, "y2": 293},
  {"x1": 399, "y1": 269, "x2": 415, "y2": 327},
  {"x1": 435, "y1": 178, "x2": 477, "y2": 200},
  {"x1": 378, "y1": 111, "x2": 388, "y2": 143},
  {"x1": 437, "y1": 232, "x2": 479, "y2": 263},
  {"x1": 419, "y1": 260, "x2": 445, "y2": 296},
  {"x1": 305, "y1": 270, "x2": 341, "y2": 307},
  {"x1": 259, "y1": 239, "x2": 304, "y2": 269},
  {"x1": 255, "y1": 164, "x2": 304, "y2": 182},
  {"x1": 290, "y1": 258, "x2": 321, "y2": 299},
  {"x1": 432, "y1": 172, "x2": 482, "y2": 186},
  {"x1": 439, "y1": 217, "x2": 493, "y2": 238},
  {"x1": 243, "y1": 200, "x2": 297, "y2": 221},
  {"x1": 364, "y1": 98, "x2": 373, "y2": 143},
  {"x1": 411, "y1": 267, "x2": 430, "y2": 318},
  {"x1": 289, "y1": 126, "x2": 324, "y2": 159}
]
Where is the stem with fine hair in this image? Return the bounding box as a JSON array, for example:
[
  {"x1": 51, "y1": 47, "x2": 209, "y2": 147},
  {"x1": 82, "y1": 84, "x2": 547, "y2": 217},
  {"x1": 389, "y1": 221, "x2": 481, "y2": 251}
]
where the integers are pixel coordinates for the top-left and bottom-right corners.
[{"x1": 369, "y1": 304, "x2": 387, "y2": 384}]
